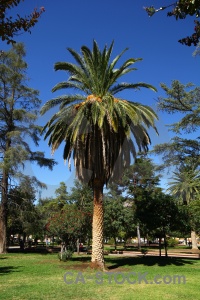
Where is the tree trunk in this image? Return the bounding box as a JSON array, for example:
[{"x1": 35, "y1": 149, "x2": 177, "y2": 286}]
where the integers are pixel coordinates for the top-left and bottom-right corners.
[
  {"x1": 91, "y1": 179, "x2": 105, "y2": 270},
  {"x1": 76, "y1": 238, "x2": 80, "y2": 255},
  {"x1": 164, "y1": 232, "x2": 168, "y2": 257},
  {"x1": 191, "y1": 230, "x2": 198, "y2": 250},
  {"x1": 137, "y1": 224, "x2": 141, "y2": 250},
  {"x1": 114, "y1": 237, "x2": 117, "y2": 250},
  {"x1": 159, "y1": 237, "x2": 162, "y2": 257},
  {"x1": 0, "y1": 169, "x2": 8, "y2": 253}
]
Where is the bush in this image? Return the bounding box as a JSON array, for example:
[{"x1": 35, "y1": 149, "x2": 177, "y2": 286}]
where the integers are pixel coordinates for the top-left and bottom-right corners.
[
  {"x1": 167, "y1": 238, "x2": 179, "y2": 247},
  {"x1": 107, "y1": 238, "x2": 115, "y2": 245},
  {"x1": 58, "y1": 250, "x2": 73, "y2": 261},
  {"x1": 141, "y1": 248, "x2": 148, "y2": 256}
]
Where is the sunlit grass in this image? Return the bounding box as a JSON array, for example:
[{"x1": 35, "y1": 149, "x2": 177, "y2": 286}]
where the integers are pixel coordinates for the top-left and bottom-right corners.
[{"x1": 0, "y1": 252, "x2": 199, "y2": 300}]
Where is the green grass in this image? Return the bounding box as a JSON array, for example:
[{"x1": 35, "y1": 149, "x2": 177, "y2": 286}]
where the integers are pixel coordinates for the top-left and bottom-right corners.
[{"x1": 0, "y1": 252, "x2": 200, "y2": 300}]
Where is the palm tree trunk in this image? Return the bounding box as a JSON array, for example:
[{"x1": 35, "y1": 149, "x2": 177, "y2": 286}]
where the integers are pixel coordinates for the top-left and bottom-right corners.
[
  {"x1": 91, "y1": 179, "x2": 105, "y2": 270},
  {"x1": 191, "y1": 230, "x2": 198, "y2": 250}
]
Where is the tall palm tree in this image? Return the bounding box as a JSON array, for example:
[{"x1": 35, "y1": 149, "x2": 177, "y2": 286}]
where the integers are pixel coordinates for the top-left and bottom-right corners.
[
  {"x1": 40, "y1": 41, "x2": 158, "y2": 269},
  {"x1": 167, "y1": 162, "x2": 200, "y2": 250}
]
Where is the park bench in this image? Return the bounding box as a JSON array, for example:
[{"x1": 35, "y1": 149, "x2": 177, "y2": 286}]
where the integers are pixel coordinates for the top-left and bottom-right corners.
[{"x1": 110, "y1": 250, "x2": 123, "y2": 254}]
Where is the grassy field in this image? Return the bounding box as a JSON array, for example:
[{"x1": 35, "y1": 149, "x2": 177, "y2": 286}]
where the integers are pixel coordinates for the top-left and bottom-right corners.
[{"x1": 0, "y1": 252, "x2": 200, "y2": 300}]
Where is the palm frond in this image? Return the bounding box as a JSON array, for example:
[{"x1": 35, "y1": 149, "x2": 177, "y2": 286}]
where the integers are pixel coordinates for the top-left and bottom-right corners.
[{"x1": 41, "y1": 41, "x2": 158, "y2": 186}]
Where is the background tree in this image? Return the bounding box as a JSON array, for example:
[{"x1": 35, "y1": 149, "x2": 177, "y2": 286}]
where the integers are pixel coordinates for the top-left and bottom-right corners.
[
  {"x1": 104, "y1": 184, "x2": 129, "y2": 250},
  {"x1": 135, "y1": 190, "x2": 187, "y2": 256},
  {"x1": 0, "y1": 0, "x2": 45, "y2": 44},
  {"x1": 139, "y1": 81, "x2": 200, "y2": 173},
  {"x1": 143, "y1": 1, "x2": 200, "y2": 47},
  {"x1": 68, "y1": 180, "x2": 93, "y2": 246},
  {"x1": 153, "y1": 137, "x2": 200, "y2": 171},
  {"x1": 167, "y1": 162, "x2": 200, "y2": 249},
  {"x1": 157, "y1": 80, "x2": 200, "y2": 134},
  {"x1": 188, "y1": 199, "x2": 200, "y2": 236},
  {"x1": 54, "y1": 182, "x2": 68, "y2": 209},
  {"x1": 0, "y1": 43, "x2": 56, "y2": 253},
  {"x1": 120, "y1": 155, "x2": 161, "y2": 248},
  {"x1": 40, "y1": 41, "x2": 158, "y2": 270},
  {"x1": 46, "y1": 204, "x2": 92, "y2": 255},
  {"x1": 38, "y1": 180, "x2": 93, "y2": 248},
  {"x1": 153, "y1": 79, "x2": 200, "y2": 250},
  {"x1": 7, "y1": 177, "x2": 44, "y2": 245},
  {"x1": 121, "y1": 155, "x2": 161, "y2": 195}
]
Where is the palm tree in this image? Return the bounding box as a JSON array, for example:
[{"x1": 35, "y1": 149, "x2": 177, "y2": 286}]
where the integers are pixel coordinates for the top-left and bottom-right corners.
[
  {"x1": 40, "y1": 41, "x2": 158, "y2": 269},
  {"x1": 167, "y1": 162, "x2": 200, "y2": 250}
]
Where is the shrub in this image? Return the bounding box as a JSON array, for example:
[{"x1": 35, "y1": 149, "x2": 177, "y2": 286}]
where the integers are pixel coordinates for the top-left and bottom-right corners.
[
  {"x1": 58, "y1": 250, "x2": 73, "y2": 261},
  {"x1": 167, "y1": 238, "x2": 179, "y2": 247},
  {"x1": 141, "y1": 248, "x2": 148, "y2": 256}
]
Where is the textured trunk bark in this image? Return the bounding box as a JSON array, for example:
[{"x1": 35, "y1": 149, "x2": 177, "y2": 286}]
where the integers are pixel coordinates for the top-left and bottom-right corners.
[
  {"x1": 91, "y1": 179, "x2": 105, "y2": 270},
  {"x1": 191, "y1": 230, "x2": 198, "y2": 250},
  {"x1": 0, "y1": 169, "x2": 8, "y2": 253}
]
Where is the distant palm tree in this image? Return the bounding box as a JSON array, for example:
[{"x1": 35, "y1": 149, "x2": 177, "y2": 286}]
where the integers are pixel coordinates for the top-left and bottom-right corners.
[
  {"x1": 167, "y1": 162, "x2": 200, "y2": 250},
  {"x1": 40, "y1": 41, "x2": 158, "y2": 269}
]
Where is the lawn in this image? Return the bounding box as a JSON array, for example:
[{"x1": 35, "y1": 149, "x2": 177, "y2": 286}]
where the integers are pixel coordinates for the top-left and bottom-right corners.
[{"x1": 0, "y1": 252, "x2": 199, "y2": 300}]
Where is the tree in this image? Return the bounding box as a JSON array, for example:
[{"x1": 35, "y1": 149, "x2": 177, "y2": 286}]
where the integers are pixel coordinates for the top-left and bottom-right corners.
[
  {"x1": 38, "y1": 179, "x2": 93, "y2": 248},
  {"x1": 104, "y1": 184, "x2": 135, "y2": 249},
  {"x1": 0, "y1": 43, "x2": 56, "y2": 253},
  {"x1": 167, "y1": 162, "x2": 200, "y2": 249},
  {"x1": 143, "y1": 1, "x2": 200, "y2": 47},
  {"x1": 67, "y1": 179, "x2": 93, "y2": 245},
  {"x1": 152, "y1": 79, "x2": 200, "y2": 250},
  {"x1": 40, "y1": 41, "x2": 158, "y2": 270},
  {"x1": 46, "y1": 204, "x2": 91, "y2": 254},
  {"x1": 188, "y1": 199, "x2": 200, "y2": 235},
  {"x1": 120, "y1": 156, "x2": 162, "y2": 249},
  {"x1": 0, "y1": 0, "x2": 45, "y2": 44},
  {"x1": 153, "y1": 80, "x2": 200, "y2": 170},
  {"x1": 54, "y1": 182, "x2": 68, "y2": 209},
  {"x1": 157, "y1": 80, "x2": 200, "y2": 134},
  {"x1": 121, "y1": 155, "x2": 161, "y2": 194},
  {"x1": 153, "y1": 137, "x2": 200, "y2": 171},
  {"x1": 7, "y1": 177, "x2": 44, "y2": 244},
  {"x1": 135, "y1": 190, "x2": 187, "y2": 256}
]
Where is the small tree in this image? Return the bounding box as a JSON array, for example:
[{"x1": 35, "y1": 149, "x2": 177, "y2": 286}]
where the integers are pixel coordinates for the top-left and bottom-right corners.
[{"x1": 46, "y1": 205, "x2": 92, "y2": 257}]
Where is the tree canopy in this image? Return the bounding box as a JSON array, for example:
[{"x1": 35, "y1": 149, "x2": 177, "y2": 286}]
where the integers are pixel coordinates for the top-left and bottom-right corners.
[
  {"x1": 144, "y1": 1, "x2": 200, "y2": 47},
  {"x1": 0, "y1": 0, "x2": 45, "y2": 44}
]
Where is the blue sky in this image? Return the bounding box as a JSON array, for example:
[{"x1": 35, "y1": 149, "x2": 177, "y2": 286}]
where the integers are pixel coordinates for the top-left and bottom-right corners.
[{"x1": 1, "y1": 0, "x2": 199, "y2": 198}]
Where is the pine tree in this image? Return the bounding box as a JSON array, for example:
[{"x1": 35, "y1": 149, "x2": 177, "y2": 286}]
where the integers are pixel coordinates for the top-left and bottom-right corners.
[{"x1": 0, "y1": 43, "x2": 56, "y2": 253}]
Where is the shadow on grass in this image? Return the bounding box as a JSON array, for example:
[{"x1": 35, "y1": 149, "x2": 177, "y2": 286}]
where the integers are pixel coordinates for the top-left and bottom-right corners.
[
  {"x1": 7, "y1": 248, "x2": 50, "y2": 255},
  {"x1": 105, "y1": 256, "x2": 197, "y2": 270},
  {"x1": 71, "y1": 256, "x2": 91, "y2": 263},
  {"x1": 0, "y1": 266, "x2": 22, "y2": 275},
  {"x1": 68, "y1": 255, "x2": 198, "y2": 270}
]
